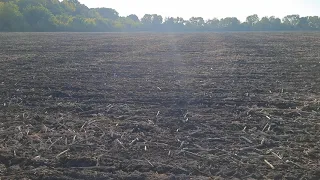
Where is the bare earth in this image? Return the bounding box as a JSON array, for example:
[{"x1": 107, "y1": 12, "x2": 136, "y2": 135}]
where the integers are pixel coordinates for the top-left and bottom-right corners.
[{"x1": 0, "y1": 32, "x2": 320, "y2": 179}]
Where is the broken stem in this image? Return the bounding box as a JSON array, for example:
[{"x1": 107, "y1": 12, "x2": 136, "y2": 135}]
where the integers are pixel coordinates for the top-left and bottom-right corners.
[
  {"x1": 48, "y1": 137, "x2": 62, "y2": 150},
  {"x1": 56, "y1": 149, "x2": 70, "y2": 159},
  {"x1": 115, "y1": 139, "x2": 125, "y2": 149},
  {"x1": 240, "y1": 136, "x2": 253, "y2": 144},
  {"x1": 145, "y1": 158, "x2": 154, "y2": 167},
  {"x1": 264, "y1": 159, "x2": 275, "y2": 169},
  {"x1": 272, "y1": 152, "x2": 283, "y2": 160},
  {"x1": 262, "y1": 123, "x2": 269, "y2": 132}
]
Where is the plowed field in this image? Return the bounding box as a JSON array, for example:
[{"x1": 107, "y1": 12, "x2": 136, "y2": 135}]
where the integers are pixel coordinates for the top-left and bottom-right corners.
[{"x1": 0, "y1": 32, "x2": 320, "y2": 179}]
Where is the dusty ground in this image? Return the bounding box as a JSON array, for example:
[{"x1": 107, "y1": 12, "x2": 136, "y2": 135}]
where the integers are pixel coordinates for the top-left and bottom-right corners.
[{"x1": 0, "y1": 32, "x2": 320, "y2": 179}]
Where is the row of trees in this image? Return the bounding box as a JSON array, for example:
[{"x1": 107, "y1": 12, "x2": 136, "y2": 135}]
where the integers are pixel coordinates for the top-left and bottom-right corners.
[{"x1": 1, "y1": 0, "x2": 320, "y2": 32}]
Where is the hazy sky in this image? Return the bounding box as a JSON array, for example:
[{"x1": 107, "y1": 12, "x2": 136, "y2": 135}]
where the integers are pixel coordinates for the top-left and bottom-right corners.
[{"x1": 79, "y1": 0, "x2": 320, "y2": 21}]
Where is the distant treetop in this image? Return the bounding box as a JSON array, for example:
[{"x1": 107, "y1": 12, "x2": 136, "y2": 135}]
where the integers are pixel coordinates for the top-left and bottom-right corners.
[{"x1": 0, "y1": 0, "x2": 319, "y2": 32}]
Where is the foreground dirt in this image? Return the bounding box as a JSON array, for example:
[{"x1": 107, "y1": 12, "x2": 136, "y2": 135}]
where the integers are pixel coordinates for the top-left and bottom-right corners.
[{"x1": 0, "y1": 32, "x2": 319, "y2": 179}]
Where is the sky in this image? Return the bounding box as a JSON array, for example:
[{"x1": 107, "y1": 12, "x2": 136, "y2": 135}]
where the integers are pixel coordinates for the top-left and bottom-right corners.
[{"x1": 79, "y1": 0, "x2": 320, "y2": 21}]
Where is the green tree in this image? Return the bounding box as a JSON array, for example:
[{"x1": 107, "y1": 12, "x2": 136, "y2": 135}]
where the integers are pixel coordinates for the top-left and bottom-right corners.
[
  {"x1": 152, "y1": 14, "x2": 163, "y2": 24},
  {"x1": 255, "y1": 16, "x2": 271, "y2": 30},
  {"x1": 61, "y1": 0, "x2": 90, "y2": 16},
  {"x1": 141, "y1": 14, "x2": 152, "y2": 25},
  {"x1": 297, "y1": 17, "x2": 310, "y2": 30},
  {"x1": 189, "y1": 17, "x2": 205, "y2": 27},
  {"x1": 219, "y1": 17, "x2": 240, "y2": 30},
  {"x1": 17, "y1": 0, "x2": 46, "y2": 10},
  {"x1": 0, "y1": 2, "x2": 24, "y2": 31},
  {"x1": 141, "y1": 14, "x2": 163, "y2": 25},
  {"x1": 1, "y1": 0, "x2": 320, "y2": 32},
  {"x1": 70, "y1": 16, "x2": 96, "y2": 31},
  {"x1": 23, "y1": 5, "x2": 55, "y2": 31},
  {"x1": 269, "y1": 16, "x2": 282, "y2": 30},
  {"x1": 307, "y1": 16, "x2": 320, "y2": 30},
  {"x1": 246, "y1": 14, "x2": 259, "y2": 27},
  {"x1": 87, "y1": 9, "x2": 101, "y2": 18},
  {"x1": 127, "y1": 14, "x2": 140, "y2": 23},
  {"x1": 185, "y1": 17, "x2": 205, "y2": 31},
  {"x1": 45, "y1": 0, "x2": 63, "y2": 15},
  {"x1": 53, "y1": 14, "x2": 73, "y2": 30},
  {"x1": 206, "y1": 18, "x2": 220, "y2": 30},
  {"x1": 163, "y1": 17, "x2": 185, "y2": 31},
  {"x1": 113, "y1": 17, "x2": 141, "y2": 31},
  {"x1": 94, "y1": 8, "x2": 119, "y2": 20},
  {"x1": 283, "y1": 14, "x2": 300, "y2": 29},
  {"x1": 95, "y1": 18, "x2": 113, "y2": 31}
]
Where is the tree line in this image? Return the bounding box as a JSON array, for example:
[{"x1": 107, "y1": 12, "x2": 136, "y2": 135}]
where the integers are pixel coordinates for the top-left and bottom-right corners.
[{"x1": 1, "y1": 0, "x2": 320, "y2": 32}]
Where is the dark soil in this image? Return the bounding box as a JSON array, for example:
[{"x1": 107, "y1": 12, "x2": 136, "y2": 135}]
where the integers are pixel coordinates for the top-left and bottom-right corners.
[{"x1": 0, "y1": 32, "x2": 320, "y2": 179}]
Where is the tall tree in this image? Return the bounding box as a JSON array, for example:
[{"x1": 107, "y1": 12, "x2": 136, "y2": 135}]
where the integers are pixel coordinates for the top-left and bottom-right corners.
[
  {"x1": 141, "y1": 14, "x2": 162, "y2": 25},
  {"x1": 151, "y1": 14, "x2": 163, "y2": 24},
  {"x1": 163, "y1": 17, "x2": 185, "y2": 31},
  {"x1": 189, "y1": 17, "x2": 205, "y2": 27},
  {"x1": 246, "y1": 14, "x2": 259, "y2": 27},
  {"x1": 94, "y1": 8, "x2": 119, "y2": 20},
  {"x1": 283, "y1": 14, "x2": 300, "y2": 29},
  {"x1": 297, "y1": 17, "x2": 310, "y2": 30},
  {"x1": 264, "y1": 16, "x2": 281, "y2": 30},
  {"x1": 0, "y1": 2, "x2": 24, "y2": 31},
  {"x1": 1, "y1": 0, "x2": 320, "y2": 32},
  {"x1": 45, "y1": 0, "x2": 63, "y2": 15},
  {"x1": 17, "y1": 0, "x2": 46, "y2": 10},
  {"x1": 141, "y1": 14, "x2": 152, "y2": 25},
  {"x1": 255, "y1": 16, "x2": 271, "y2": 30},
  {"x1": 206, "y1": 18, "x2": 220, "y2": 30},
  {"x1": 23, "y1": 5, "x2": 55, "y2": 31},
  {"x1": 219, "y1": 17, "x2": 240, "y2": 30},
  {"x1": 127, "y1": 14, "x2": 140, "y2": 23},
  {"x1": 307, "y1": 16, "x2": 320, "y2": 29}
]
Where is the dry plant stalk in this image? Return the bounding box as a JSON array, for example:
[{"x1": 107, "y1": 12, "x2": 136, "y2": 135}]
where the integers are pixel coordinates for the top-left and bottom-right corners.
[
  {"x1": 115, "y1": 139, "x2": 125, "y2": 149},
  {"x1": 56, "y1": 149, "x2": 70, "y2": 159},
  {"x1": 71, "y1": 135, "x2": 77, "y2": 144},
  {"x1": 240, "y1": 136, "x2": 253, "y2": 144},
  {"x1": 272, "y1": 152, "x2": 283, "y2": 160},
  {"x1": 264, "y1": 159, "x2": 275, "y2": 169},
  {"x1": 145, "y1": 158, "x2": 154, "y2": 167},
  {"x1": 48, "y1": 137, "x2": 62, "y2": 149},
  {"x1": 129, "y1": 138, "x2": 139, "y2": 146},
  {"x1": 80, "y1": 120, "x2": 90, "y2": 131},
  {"x1": 262, "y1": 123, "x2": 269, "y2": 132}
]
